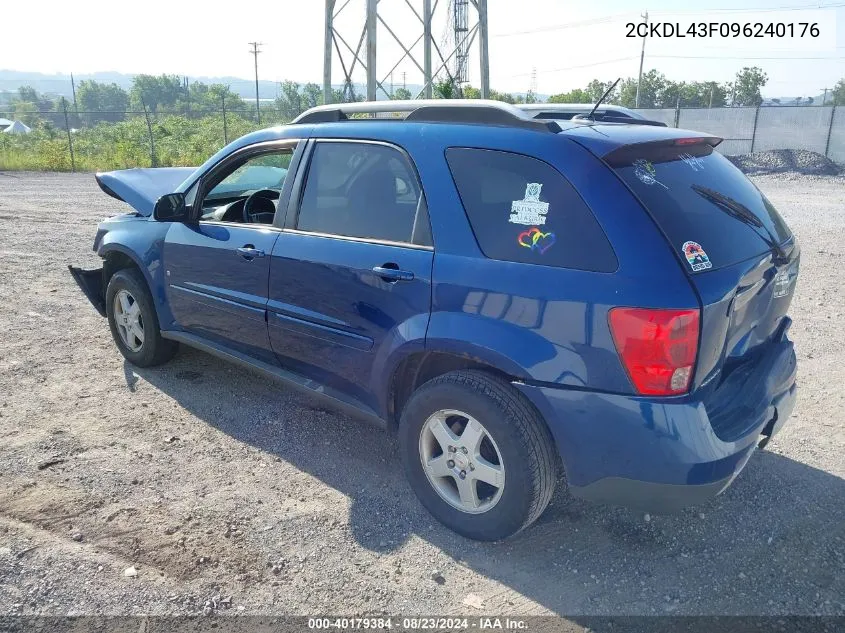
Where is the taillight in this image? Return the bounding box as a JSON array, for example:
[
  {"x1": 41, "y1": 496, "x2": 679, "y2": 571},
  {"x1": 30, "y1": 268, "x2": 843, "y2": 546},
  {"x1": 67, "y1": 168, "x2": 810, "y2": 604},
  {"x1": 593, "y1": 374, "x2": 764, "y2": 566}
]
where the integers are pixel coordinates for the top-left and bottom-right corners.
[{"x1": 608, "y1": 308, "x2": 700, "y2": 396}]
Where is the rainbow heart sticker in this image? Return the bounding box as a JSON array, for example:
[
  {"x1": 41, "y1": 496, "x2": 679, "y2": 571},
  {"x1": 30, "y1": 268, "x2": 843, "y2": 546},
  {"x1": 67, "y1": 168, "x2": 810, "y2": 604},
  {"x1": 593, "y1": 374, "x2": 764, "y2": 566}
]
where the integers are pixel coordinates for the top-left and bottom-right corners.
[{"x1": 517, "y1": 227, "x2": 556, "y2": 254}]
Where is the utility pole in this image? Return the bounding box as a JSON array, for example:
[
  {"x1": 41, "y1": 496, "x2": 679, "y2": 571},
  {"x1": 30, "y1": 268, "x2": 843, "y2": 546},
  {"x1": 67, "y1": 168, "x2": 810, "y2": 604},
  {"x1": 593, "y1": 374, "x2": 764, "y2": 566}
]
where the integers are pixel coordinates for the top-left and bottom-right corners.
[
  {"x1": 821, "y1": 87, "x2": 829, "y2": 105},
  {"x1": 402, "y1": 72, "x2": 407, "y2": 91},
  {"x1": 478, "y1": 0, "x2": 490, "y2": 98},
  {"x1": 709, "y1": 84, "x2": 714, "y2": 108},
  {"x1": 635, "y1": 11, "x2": 648, "y2": 108},
  {"x1": 249, "y1": 42, "x2": 262, "y2": 124}
]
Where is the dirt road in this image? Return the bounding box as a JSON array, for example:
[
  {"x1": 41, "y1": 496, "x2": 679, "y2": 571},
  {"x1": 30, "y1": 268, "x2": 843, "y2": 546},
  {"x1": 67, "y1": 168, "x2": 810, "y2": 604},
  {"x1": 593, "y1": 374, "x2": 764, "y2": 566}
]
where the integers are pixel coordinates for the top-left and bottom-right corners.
[{"x1": 0, "y1": 172, "x2": 843, "y2": 618}]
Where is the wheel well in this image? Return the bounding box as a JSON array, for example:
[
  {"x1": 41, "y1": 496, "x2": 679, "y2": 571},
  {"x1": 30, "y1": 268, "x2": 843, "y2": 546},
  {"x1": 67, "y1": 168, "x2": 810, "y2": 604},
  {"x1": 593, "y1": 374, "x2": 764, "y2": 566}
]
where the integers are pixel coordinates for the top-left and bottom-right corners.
[
  {"x1": 103, "y1": 251, "x2": 138, "y2": 287},
  {"x1": 388, "y1": 351, "x2": 514, "y2": 428}
]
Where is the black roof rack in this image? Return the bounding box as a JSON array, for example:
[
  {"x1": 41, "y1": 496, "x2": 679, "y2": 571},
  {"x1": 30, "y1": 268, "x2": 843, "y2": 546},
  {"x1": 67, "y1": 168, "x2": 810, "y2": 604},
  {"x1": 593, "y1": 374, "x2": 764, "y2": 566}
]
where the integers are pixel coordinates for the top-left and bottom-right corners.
[{"x1": 291, "y1": 99, "x2": 562, "y2": 133}]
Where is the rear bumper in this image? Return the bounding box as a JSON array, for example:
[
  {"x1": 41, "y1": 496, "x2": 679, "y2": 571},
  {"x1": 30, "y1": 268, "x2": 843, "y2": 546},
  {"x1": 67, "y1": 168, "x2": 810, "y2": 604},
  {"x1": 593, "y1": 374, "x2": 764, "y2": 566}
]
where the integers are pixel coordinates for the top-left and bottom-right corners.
[
  {"x1": 516, "y1": 335, "x2": 797, "y2": 513},
  {"x1": 68, "y1": 266, "x2": 106, "y2": 317}
]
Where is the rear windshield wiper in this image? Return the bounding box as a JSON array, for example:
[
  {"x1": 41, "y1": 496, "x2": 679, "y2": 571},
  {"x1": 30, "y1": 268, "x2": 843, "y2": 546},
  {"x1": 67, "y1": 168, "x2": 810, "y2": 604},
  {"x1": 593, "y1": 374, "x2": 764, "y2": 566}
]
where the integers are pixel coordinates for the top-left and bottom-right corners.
[
  {"x1": 691, "y1": 185, "x2": 789, "y2": 263},
  {"x1": 691, "y1": 185, "x2": 762, "y2": 227}
]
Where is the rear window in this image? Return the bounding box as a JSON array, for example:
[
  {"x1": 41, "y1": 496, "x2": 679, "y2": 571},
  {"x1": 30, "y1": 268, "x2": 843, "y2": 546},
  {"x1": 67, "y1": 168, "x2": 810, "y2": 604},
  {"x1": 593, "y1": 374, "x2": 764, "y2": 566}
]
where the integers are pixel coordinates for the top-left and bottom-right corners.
[
  {"x1": 445, "y1": 148, "x2": 617, "y2": 272},
  {"x1": 609, "y1": 144, "x2": 791, "y2": 272}
]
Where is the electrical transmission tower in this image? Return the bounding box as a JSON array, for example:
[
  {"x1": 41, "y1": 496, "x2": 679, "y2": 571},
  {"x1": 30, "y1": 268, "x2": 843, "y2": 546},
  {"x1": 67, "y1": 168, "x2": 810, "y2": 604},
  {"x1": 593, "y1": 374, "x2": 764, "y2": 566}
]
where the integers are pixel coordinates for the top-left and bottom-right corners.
[
  {"x1": 322, "y1": 0, "x2": 489, "y2": 104},
  {"x1": 452, "y1": 0, "x2": 470, "y2": 85}
]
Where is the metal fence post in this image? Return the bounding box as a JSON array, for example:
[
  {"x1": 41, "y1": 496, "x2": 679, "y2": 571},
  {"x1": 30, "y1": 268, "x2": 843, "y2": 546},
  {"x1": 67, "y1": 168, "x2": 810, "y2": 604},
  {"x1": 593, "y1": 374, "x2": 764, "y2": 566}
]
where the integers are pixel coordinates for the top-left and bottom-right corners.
[
  {"x1": 222, "y1": 94, "x2": 228, "y2": 145},
  {"x1": 674, "y1": 98, "x2": 680, "y2": 128},
  {"x1": 61, "y1": 98, "x2": 76, "y2": 172},
  {"x1": 824, "y1": 105, "x2": 836, "y2": 158},
  {"x1": 140, "y1": 97, "x2": 157, "y2": 167},
  {"x1": 750, "y1": 105, "x2": 761, "y2": 153}
]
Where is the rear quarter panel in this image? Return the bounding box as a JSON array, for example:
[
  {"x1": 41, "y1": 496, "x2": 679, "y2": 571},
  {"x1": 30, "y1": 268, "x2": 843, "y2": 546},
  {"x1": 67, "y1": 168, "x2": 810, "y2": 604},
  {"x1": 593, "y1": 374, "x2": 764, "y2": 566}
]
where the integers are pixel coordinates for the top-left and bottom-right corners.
[{"x1": 396, "y1": 124, "x2": 699, "y2": 392}]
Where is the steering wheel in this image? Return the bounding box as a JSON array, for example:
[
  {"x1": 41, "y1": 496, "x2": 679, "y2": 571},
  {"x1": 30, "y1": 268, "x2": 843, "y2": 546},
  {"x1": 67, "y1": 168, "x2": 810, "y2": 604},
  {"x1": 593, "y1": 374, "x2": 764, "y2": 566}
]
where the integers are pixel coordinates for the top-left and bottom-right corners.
[{"x1": 243, "y1": 189, "x2": 280, "y2": 224}]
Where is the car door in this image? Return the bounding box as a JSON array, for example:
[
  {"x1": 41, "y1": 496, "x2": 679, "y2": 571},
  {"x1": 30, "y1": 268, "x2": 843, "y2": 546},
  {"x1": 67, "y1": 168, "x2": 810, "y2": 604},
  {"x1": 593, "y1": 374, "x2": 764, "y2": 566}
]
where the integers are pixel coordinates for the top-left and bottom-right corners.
[
  {"x1": 162, "y1": 139, "x2": 302, "y2": 363},
  {"x1": 268, "y1": 139, "x2": 434, "y2": 411}
]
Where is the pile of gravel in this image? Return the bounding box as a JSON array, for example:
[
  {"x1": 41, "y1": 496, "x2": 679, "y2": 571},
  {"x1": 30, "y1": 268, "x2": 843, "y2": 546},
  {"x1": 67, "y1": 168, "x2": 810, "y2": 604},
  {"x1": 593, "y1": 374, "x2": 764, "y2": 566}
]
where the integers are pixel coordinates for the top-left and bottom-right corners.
[{"x1": 725, "y1": 149, "x2": 843, "y2": 177}]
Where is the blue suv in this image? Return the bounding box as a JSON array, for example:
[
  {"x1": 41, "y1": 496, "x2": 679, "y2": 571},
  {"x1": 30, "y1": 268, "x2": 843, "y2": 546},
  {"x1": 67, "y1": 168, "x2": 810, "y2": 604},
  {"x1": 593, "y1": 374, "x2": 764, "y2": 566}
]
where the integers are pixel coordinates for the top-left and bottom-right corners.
[{"x1": 70, "y1": 100, "x2": 799, "y2": 540}]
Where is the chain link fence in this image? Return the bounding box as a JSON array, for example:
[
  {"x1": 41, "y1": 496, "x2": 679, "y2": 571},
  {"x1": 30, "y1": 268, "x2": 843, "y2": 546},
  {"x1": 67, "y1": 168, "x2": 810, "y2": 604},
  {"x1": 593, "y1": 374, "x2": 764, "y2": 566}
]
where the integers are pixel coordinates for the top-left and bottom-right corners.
[
  {"x1": 1, "y1": 103, "x2": 843, "y2": 171},
  {"x1": 0, "y1": 105, "x2": 276, "y2": 172},
  {"x1": 635, "y1": 105, "x2": 843, "y2": 164}
]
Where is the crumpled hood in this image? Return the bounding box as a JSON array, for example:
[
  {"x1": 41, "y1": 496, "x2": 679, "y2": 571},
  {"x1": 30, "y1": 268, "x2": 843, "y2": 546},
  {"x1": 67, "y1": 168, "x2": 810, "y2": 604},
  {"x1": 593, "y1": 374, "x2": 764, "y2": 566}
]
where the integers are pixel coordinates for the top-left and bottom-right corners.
[{"x1": 95, "y1": 167, "x2": 197, "y2": 216}]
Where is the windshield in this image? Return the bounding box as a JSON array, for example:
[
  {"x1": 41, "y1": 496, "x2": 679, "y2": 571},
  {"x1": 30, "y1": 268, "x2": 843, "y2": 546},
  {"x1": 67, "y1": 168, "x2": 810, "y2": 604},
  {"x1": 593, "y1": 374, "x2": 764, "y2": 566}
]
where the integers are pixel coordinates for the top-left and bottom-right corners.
[{"x1": 612, "y1": 145, "x2": 791, "y2": 271}]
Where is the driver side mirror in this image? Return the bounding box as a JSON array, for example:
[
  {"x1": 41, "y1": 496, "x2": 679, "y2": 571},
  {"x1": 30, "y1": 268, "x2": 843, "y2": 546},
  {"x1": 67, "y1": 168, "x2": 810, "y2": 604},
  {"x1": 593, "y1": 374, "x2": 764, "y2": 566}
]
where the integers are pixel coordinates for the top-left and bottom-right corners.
[{"x1": 153, "y1": 193, "x2": 190, "y2": 222}]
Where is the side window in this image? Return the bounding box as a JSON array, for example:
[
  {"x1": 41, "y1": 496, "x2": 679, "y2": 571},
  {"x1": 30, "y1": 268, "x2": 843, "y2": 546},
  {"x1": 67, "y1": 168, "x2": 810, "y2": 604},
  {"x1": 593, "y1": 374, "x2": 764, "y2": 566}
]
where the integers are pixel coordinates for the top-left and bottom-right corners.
[
  {"x1": 207, "y1": 152, "x2": 292, "y2": 200},
  {"x1": 296, "y1": 141, "x2": 431, "y2": 246},
  {"x1": 201, "y1": 150, "x2": 293, "y2": 224},
  {"x1": 445, "y1": 148, "x2": 617, "y2": 272}
]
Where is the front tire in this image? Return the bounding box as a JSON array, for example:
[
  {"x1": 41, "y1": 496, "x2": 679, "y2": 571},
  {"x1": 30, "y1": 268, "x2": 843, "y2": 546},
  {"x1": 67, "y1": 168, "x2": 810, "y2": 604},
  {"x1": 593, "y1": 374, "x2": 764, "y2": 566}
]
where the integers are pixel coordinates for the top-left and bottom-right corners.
[
  {"x1": 399, "y1": 370, "x2": 557, "y2": 541},
  {"x1": 105, "y1": 268, "x2": 177, "y2": 367}
]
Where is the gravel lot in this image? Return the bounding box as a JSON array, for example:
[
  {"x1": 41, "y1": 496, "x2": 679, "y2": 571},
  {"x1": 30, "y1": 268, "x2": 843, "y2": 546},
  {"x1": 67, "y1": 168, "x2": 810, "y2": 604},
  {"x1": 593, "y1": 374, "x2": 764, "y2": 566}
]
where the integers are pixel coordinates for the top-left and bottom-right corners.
[{"x1": 0, "y1": 171, "x2": 843, "y2": 619}]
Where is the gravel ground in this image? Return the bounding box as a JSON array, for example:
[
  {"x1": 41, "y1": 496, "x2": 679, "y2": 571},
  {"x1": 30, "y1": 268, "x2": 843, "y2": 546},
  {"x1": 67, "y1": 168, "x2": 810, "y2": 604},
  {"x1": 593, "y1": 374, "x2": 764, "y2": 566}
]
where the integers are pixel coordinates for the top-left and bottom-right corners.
[
  {"x1": 726, "y1": 149, "x2": 843, "y2": 177},
  {"x1": 0, "y1": 171, "x2": 843, "y2": 619}
]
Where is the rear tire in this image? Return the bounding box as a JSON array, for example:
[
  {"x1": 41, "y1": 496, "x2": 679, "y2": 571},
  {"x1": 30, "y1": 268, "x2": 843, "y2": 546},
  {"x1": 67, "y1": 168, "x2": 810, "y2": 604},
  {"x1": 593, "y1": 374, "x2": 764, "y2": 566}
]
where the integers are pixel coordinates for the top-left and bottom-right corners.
[
  {"x1": 399, "y1": 370, "x2": 557, "y2": 540},
  {"x1": 105, "y1": 268, "x2": 178, "y2": 367}
]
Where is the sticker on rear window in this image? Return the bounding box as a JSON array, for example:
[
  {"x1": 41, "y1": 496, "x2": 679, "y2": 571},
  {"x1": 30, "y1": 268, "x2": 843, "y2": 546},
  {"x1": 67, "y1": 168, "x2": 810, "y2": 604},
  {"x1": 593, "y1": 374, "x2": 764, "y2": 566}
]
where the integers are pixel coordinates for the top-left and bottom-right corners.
[
  {"x1": 682, "y1": 241, "x2": 712, "y2": 272},
  {"x1": 680, "y1": 153, "x2": 705, "y2": 171},
  {"x1": 633, "y1": 159, "x2": 668, "y2": 189},
  {"x1": 517, "y1": 226, "x2": 556, "y2": 254},
  {"x1": 509, "y1": 183, "x2": 549, "y2": 225}
]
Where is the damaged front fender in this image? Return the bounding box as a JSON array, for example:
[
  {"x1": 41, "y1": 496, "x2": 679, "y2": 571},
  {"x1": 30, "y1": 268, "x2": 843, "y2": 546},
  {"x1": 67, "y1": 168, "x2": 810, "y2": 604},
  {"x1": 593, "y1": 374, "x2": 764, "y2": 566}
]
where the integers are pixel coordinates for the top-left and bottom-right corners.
[{"x1": 68, "y1": 266, "x2": 106, "y2": 317}]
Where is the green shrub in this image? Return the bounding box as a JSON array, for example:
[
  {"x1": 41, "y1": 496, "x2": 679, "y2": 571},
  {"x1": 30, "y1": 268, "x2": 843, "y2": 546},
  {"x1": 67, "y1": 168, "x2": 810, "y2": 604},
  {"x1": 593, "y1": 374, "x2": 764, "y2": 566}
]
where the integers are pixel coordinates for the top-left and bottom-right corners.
[{"x1": 0, "y1": 113, "x2": 275, "y2": 172}]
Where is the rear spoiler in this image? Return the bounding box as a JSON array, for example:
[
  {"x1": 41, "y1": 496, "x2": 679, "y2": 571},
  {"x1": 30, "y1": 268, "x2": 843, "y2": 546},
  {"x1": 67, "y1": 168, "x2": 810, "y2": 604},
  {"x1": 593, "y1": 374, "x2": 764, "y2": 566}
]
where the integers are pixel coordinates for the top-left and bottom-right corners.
[
  {"x1": 602, "y1": 136, "x2": 723, "y2": 166},
  {"x1": 575, "y1": 114, "x2": 668, "y2": 127},
  {"x1": 531, "y1": 111, "x2": 668, "y2": 127}
]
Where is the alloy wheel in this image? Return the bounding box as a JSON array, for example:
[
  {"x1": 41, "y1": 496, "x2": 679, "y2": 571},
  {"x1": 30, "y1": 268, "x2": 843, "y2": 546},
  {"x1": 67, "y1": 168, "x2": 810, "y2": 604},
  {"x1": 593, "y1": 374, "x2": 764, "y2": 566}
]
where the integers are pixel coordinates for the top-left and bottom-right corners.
[
  {"x1": 418, "y1": 409, "x2": 505, "y2": 514},
  {"x1": 113, "y1": 289, "x2": 144, "y2": 352}
]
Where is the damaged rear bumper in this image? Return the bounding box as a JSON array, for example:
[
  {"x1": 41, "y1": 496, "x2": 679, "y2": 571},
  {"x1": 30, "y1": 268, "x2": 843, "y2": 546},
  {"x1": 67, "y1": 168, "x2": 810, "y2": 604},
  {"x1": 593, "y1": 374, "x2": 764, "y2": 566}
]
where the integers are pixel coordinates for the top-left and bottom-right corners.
[{"x1": 68, "y1": 265, "x2": 106, "y2": 317}]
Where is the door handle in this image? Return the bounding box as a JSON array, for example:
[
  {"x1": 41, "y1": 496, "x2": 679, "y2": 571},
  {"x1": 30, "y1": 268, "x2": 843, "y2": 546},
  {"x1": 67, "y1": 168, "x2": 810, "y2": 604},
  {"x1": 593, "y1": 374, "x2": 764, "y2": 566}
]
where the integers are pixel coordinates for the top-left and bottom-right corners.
[
  {"x1": 237, "y1": 245, "x2": 265, "y2": 260},
  {"x1": 372, "y1": 265, "x2": 414, "y2": 282}
]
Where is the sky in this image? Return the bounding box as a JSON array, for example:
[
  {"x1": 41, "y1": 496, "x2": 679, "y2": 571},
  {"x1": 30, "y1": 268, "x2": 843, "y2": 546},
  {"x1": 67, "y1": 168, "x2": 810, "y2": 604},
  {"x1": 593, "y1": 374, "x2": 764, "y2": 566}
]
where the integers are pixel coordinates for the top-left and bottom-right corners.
[{"x1": 1, "y1": 0, "x2": 843, "y2": 98}]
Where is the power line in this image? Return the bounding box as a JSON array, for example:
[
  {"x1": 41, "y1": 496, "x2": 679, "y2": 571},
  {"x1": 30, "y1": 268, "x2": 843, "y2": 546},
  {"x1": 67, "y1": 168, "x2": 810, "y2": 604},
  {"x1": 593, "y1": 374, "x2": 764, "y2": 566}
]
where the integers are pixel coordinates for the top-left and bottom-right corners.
[
  {"x1": 494, "y1": 15, "x2": 616, "y2": 37},
  {"x1": 652, "y1": 54, "x2": 845, "y2": 60},
  {"x1": 505, "y1": 56, "x2": 638, "y2": 78},
  {"x1": 656, "y1": 1, "x2": 845, "y2": 14}
]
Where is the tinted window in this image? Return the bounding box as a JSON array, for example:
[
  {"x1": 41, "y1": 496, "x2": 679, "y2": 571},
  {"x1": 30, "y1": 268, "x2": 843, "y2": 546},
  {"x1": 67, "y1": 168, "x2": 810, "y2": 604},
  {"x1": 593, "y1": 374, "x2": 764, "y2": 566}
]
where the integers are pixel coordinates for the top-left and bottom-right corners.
[
  {"x1": 297, "y1": 142, "x2": 431, "y2": 246},
  {"x1": 445, "y1": 148, "x2": 617, "y2": 272},
  {"x1": 611, "y1": 145, "x2": 791, "y2": 271}
]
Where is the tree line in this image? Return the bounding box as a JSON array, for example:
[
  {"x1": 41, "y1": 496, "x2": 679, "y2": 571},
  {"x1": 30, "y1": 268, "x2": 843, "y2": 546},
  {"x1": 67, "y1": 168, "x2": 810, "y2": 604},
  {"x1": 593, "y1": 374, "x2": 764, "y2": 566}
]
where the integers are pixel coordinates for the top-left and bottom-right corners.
[
  {"x1": 4, "y1": 69, "x2": 845, "y2": 133},
  {"x1": 3, "y1": 75, "x2": 251, "y2": 128}
]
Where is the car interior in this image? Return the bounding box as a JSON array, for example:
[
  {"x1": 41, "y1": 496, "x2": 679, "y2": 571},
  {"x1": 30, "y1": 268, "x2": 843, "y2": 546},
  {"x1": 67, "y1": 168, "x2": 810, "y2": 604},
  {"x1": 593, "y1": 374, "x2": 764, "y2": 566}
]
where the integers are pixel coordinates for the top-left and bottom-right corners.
[
  {"x1": 200, "y1": 161, "x2": 289, "y2": 225},
  {"x1": 196, "y1": 144, "x2": 431, "y2": 245}
]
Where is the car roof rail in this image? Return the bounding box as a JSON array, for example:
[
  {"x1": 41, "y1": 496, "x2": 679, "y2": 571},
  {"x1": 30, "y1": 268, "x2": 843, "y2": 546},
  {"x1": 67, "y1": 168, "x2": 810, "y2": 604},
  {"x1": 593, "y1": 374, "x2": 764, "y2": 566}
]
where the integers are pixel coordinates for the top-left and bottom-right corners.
[{"x1": 291, "y1": 99, "x2": 562, "y2": 133}]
